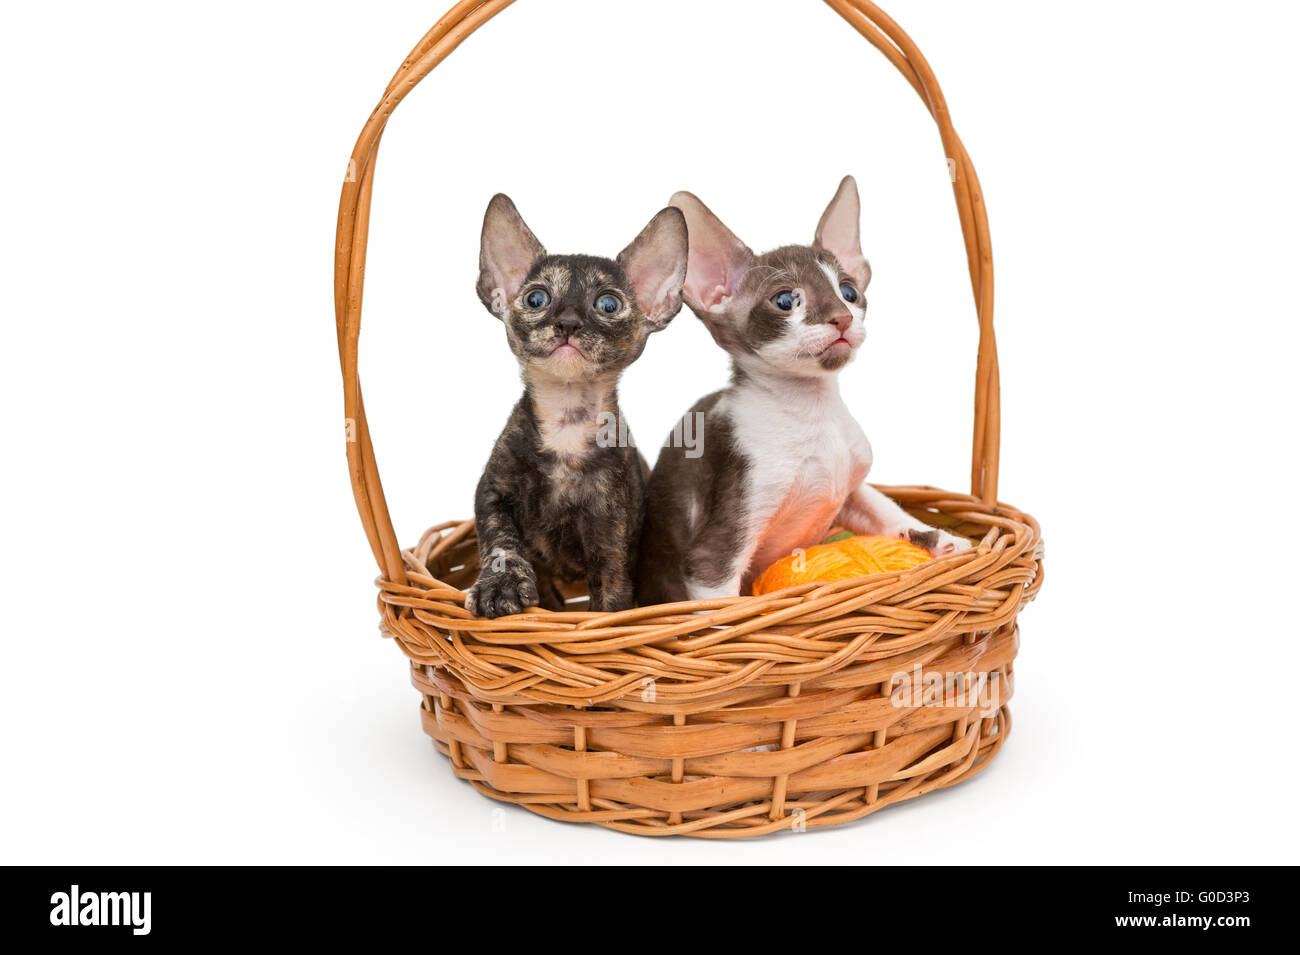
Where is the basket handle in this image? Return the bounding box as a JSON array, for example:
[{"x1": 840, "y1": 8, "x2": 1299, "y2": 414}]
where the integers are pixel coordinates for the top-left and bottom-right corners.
[{"x1": 334, "y1": 0, "x2": 1000, "y2": 585}]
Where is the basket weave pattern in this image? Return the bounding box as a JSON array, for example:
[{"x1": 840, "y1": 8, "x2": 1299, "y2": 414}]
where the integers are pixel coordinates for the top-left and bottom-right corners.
[{"x1": 334, "y1": 0, "x2": 1044, "y2": 837}]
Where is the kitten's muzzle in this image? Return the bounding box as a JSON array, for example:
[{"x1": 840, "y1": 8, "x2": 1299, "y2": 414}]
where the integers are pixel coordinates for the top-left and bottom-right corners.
[
  {"x1": 544, "y1": 309, "x2": 589, "y2": 359},
  {"x1": 812, "y1": 310, "x2": 862, "y2": 357}
]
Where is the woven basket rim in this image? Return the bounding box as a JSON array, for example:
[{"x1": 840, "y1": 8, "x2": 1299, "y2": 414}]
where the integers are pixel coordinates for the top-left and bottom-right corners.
[
  {"x1": 378, "y1": 484, "x2": 1043, "y2": 708},
  {"x1": 388, "y1": 484, "x2": 1040, "y2": 626}
]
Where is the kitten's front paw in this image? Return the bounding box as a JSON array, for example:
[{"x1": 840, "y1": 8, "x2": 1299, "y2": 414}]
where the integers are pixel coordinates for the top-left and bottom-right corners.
[
  {"x1": 465, "y1": 554, "x2": 540, "y2": 618},
  {"x1": 904, "y1": 526, "x2": 974, "y2": 557}
]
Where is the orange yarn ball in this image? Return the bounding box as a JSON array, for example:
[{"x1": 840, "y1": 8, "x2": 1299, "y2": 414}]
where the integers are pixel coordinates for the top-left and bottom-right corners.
[{"x1": 751, "y1": 534, "x2": 934, "y2": 595}]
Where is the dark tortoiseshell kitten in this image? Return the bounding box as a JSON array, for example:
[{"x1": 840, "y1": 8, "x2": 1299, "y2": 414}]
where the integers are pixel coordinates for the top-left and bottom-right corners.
[{"x1": 466, "y1": 195, "x2": 688, "y2": 618}]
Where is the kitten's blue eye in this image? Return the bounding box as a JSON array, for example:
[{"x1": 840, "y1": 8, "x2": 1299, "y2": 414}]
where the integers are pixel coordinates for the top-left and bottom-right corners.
[
  {"x1": 772, "y1": 291, "x2": 795, "y2": 311},
  {"x1": 525, "y1": 289, "x2": 550, "y2": 309},
  {"x1": 595, "y1": 293, "x2": 622, "y2": 314},
  {"x1": 840, "y1": 282, "x2": 859, "y2": 303}
]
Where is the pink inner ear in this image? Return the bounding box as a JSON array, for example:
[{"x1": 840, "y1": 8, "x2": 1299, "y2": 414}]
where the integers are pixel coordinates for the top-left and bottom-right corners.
[
  {"x1": 688, "y1": 250, "x2": 736, "y2": 312},
  {"x1": 485, "y1": 235, "x2": 539, "y2": 300},
  {"x1": 815, "y1": 177, "x2": 871, "y2": 288},
  {"x1": 682, "y1": 237, "x2": 752, "y2": 315},
  {"x1": 618, "y1": 207, "x2": 688, "y2": 325},
  {"x1": 702, "y1": 284, "x2": 730, "y2": 310},
  {"x1": 671, "y1": 191, "x2": 753, "y2": 315},
  {"x1": 479, "y1": 195, "x2": 546, "y2": 306},
  {"x1": 627, "y1": 262, "x2": 681, "y2": 324}
]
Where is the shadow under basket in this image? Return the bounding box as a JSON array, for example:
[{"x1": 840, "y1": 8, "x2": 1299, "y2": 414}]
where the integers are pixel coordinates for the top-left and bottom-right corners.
[{"x1": 334, "y1": 1, "x2": 1045, "y2": 837}]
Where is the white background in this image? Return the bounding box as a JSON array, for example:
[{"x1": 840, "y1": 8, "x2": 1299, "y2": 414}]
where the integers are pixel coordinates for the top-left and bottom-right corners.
[{"x1": 2, "y1": 0, "x2": 1297, "y2": 864}]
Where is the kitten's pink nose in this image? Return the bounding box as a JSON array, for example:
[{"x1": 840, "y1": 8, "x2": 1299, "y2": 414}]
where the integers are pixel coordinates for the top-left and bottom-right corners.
[{"x1": 829, "y1": 310, "x2": 852, "y2": 334}]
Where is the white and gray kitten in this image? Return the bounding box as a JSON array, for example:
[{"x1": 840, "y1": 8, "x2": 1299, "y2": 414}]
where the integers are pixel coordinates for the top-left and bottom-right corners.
[{"x1": 637, "y1": 176, "x2": 971, "y2": 604}]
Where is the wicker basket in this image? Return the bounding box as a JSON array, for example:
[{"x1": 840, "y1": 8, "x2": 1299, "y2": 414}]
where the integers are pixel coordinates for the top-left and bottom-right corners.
[{"x1": 334, "y1": 0, "x2": 1044, "y2": 837}]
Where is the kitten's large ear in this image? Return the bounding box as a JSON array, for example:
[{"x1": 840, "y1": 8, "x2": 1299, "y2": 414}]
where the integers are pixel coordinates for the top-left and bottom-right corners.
[
  {"x1": 617, "y1": 207, "x2": 688, "y2": 330},
  {"x1": 669, "y1": 191, "x2": 754, "y2": 316},
  {"x1": 814, "y1": 175, "x2": 871, "y2": 289},
  {"x1": 477, "y1": 193, "x2": 546, "y2": 317}
]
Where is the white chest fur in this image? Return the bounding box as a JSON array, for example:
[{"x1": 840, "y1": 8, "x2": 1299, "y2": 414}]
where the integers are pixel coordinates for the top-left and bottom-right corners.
[
  {"x1": 721, "y1": 378, "x2": 873, "y2": 582},
  {"x1": 529, "y1": 377, "x2": 614, "y2": 459}
]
